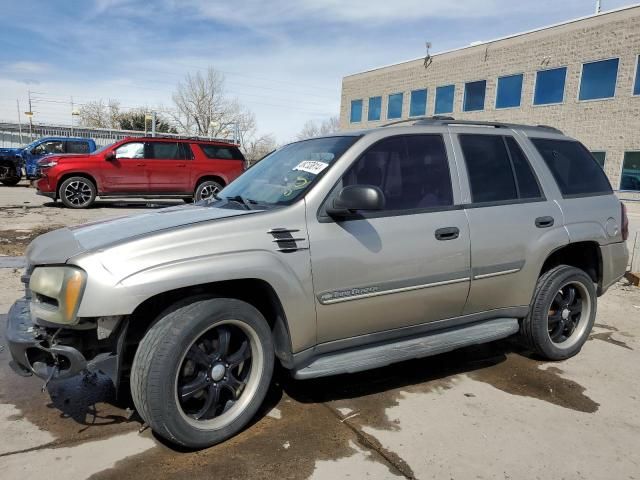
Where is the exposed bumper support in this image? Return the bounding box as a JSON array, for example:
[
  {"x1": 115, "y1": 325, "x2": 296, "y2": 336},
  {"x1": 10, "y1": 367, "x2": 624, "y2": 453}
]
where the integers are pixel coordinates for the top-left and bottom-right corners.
[{"x1": 5, "y1": 298, "x2": 119, "y2": 384}]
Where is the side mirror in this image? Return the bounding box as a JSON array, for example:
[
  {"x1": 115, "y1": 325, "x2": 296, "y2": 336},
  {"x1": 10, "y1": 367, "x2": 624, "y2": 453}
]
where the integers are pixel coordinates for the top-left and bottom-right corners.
[
  {"x1": 105, "y1": 151, "x2": 116, "y2": 161},
  {"x1": 326, "y1": 185, "x2": 385, "y2": 218}
]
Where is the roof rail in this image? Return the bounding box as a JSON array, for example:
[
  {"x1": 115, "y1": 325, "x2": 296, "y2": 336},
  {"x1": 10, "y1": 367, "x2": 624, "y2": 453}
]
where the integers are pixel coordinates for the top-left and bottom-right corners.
[{"x1": 381, "y1": 116, "x2": 563, "y2": 134}]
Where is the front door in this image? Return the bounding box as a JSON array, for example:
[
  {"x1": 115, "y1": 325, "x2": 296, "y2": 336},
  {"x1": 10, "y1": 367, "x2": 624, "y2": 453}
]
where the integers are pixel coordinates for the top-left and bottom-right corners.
[
  {"x1": 102, "y1": 141, "x2": 148, "y2": 192},
  {"x1": 307, "y1": 134, "x2": 471, "y2": 344}
]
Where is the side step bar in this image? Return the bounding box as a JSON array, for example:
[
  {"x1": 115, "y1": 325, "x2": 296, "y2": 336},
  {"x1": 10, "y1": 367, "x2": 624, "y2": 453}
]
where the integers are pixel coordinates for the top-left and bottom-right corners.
[{"x1": 293, "y1": 318, "x2": 519, "y2": 380}]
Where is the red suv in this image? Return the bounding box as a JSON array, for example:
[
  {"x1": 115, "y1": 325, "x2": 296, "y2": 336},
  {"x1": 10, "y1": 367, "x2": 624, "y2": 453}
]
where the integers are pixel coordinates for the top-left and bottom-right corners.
[{"x1": 34, "y1": 137, "x2": 246, "y2": 208}]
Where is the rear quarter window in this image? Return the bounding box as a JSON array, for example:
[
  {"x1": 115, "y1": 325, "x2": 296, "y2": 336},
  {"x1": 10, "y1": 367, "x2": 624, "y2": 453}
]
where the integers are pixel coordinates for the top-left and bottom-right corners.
[
  {"x1": 199, "y1": 144, "x2": 245, "y2": 160},
  {"x1": 531, "y1": 138, "x2": 612, "y2": 197}
]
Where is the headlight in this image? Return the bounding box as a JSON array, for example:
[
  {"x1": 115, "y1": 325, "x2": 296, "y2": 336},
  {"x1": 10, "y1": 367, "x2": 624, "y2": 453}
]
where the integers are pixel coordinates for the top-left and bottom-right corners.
[
  {"x1": 39, "y1": 160, "x2": 58, "y2": 168},
  {"x1": 29, "y1": 266, "x2": 87, "y2": 325}
]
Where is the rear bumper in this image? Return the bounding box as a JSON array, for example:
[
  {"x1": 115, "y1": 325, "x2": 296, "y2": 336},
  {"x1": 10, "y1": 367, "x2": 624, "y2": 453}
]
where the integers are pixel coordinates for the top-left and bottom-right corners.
[
  {"x1": 5, "y1": 298, "x2": 118, "y2": 383},
  {"x1": 600, "y1": 241, "x2": 630, "y2": 294}
]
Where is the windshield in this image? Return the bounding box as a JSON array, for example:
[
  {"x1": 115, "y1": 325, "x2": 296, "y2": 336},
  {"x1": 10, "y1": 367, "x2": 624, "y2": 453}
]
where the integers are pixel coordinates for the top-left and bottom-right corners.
[
  {"x1": 93, "y1": 143, "x2": 114, "y2": 155},
  {"x1": 219, "y1": 136, "x2": 359, "y2": 206}
]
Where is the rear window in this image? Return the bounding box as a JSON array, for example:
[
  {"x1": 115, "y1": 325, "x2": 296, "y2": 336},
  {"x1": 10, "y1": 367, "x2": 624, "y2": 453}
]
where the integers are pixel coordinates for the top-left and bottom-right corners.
[
  {"x1": 531, "y1": 138, "x2": 612, "y2": 197},
  {"x1": 66, "y1": 141, "x2": 90, "y2": 154},
  {"x1": 199, "y1": 144, "x2": 245, "y2": 160}
]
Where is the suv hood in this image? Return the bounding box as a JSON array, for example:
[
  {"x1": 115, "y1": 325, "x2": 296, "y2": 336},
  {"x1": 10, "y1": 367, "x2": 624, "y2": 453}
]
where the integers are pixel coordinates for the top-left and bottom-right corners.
[{"x1": 26, "y1": 204, "x2": 261, "y2": 265}]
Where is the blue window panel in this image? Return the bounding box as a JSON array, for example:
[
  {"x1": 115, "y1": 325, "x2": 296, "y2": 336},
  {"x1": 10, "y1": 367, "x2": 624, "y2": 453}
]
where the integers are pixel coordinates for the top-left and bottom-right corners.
[
  {"x1": 350, "y1": 99, "x2": 363, "y2": 123},
  {"x1": 435, "y1": 85, "x2": 455, "y2": 114},
  {"x1": 463, "y1": 80, "x2": 486, "y2": 112},
  {"x1": 409, "y1": 89, "x2": 427, "y2": 117},
  {"x1": 579, "y1": 58, "x2": 619, "y2": 101},
  {"x1": 496, "y1": 74, "x2": 523, "y2": 109},
  {"x1": 368, "y1": 96, "x2": 382, "y2": 121},
  {"x1": 534, "y1": 67, "x2": 567, "y2": 105},
  {"x1": 387, "y1": 93, "x2": 403, "y2": 119},
  {"x1": 633, "y1": 56, "x2": 640, "y2": 95}
]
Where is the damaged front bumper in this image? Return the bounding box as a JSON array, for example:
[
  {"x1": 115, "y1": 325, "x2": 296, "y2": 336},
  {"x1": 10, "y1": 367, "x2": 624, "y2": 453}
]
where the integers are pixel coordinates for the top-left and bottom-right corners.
[{"x1": 5, "y1": 297, "x2": 121, "y2": 385}]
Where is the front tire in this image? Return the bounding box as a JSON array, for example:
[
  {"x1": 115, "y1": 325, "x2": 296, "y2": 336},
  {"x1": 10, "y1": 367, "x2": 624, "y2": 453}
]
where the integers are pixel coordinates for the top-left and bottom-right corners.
[
  {"x1": 130, "y1": 297, "x2": 274, "y2": 448},
  {"x1": 520, "y1": 265, "x2": 597, "y2": 360},
  {"x1": 1, "y1": 176, "x2": 21, "y2": 186},
  {"x1": 58, "y1": 176, "x2": 97, "y2": 208}
]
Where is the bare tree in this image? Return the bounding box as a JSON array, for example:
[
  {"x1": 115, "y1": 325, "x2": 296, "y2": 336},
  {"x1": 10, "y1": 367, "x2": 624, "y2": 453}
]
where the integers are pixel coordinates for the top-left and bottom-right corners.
[
  {"x1": 295, "y1": 116, "x2": 340, "y2": 140},
  {"x1": 171, "y1": 67, "x2": 239, "y2": 137},
  {"x1": 243, "y1": 134, "x2": 277, "y2": 164},
  {"x1": 78, "y1": 99, "x2": 121, "y2": 129}
]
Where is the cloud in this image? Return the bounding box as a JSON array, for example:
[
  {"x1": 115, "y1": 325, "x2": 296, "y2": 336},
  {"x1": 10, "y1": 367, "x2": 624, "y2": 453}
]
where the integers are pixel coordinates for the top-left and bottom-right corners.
[{"x1": 4, "y1": 61, "x2": 50, "y2": 74}]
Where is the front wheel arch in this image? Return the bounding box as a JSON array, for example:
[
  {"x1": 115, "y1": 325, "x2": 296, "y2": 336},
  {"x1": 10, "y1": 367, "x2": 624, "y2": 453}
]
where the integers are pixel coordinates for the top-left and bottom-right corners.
[{"x1": 56, "y1": 172, "x2": 99, "y2": 199}]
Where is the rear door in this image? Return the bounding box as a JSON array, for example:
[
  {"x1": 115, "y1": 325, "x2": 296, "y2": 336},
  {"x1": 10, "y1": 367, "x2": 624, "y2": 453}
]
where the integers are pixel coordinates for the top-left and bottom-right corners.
[
  {"x1": 146, "y1": 141, "x2": 192, "y2": 193},
  {"x1": 102, "y1": 141, "x2": 148, "y2": 192},
  {"x1": 308, "y1": 134, "x2": 471, "y2": 344},
  {"x1": 452, "y1": 130, "x2": 567, "y2": 314}
]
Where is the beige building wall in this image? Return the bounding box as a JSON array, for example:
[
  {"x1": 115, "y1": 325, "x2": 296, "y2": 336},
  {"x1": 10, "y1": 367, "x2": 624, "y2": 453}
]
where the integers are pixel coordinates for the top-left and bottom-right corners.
[{"x1": 339, "y1": 5, "x2": 640, "y2": 191}]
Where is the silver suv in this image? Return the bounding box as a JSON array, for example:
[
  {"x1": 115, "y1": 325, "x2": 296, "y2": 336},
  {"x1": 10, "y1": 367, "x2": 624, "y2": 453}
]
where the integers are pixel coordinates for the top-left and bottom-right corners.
[{"x1": 6, "y1": 118, "x2": 630, "y2": 448}]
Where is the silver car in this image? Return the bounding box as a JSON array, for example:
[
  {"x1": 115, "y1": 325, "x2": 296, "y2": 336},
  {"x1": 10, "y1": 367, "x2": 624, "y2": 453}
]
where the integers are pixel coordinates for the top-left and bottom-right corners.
[{"x1": 5, "y1": 118, "x2": 629, "y2": 448}]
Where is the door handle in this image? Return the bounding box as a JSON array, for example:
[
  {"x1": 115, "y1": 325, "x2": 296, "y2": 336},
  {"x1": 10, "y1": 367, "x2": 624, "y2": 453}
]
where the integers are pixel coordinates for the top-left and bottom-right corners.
[
  {"x1": 435, "y1": 227, "x2": 460, "y2": 241},
  {"x1": 136, "y1": 163, "x2": 146, "y2": 167},
  {"x1": 535, "y1": 216, "x2": 554, "y2": 228}
]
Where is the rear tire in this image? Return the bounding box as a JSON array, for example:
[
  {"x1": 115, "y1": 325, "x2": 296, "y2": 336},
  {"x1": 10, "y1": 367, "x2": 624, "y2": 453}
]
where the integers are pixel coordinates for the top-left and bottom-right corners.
[
  {"x1": 194, "y1": 180, "x2": 223, "y2": 202},
  {"x1": 130, "y1": 297, "x2": 274, "y2": 448},
  {"x1": 1, "y1": 177, "x2": 21, "y2": 186},
  {"x1": 59, "y1": 176, "x2": 96, "y2": 209},
  {"x1": 520, "y1": 265, "x2": 597, "y2": 360}
]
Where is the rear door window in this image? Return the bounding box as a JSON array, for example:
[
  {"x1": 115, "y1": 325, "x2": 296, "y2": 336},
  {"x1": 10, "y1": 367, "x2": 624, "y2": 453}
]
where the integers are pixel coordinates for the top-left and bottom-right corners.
[
  {"x1": 200, "y1": 144, "x2": 244, "y2": 160},
  {"x1": 65, "y1": 141, "x2": 90, "y2": 154},
  {"x1": 459, "y1": 134, "x2": 543, "y2": 203},
  {"x1": 531, "y1": 138, "x2": 612, "y2": 197},
  {"x1": 147, "y1": 142, "x2": 182, "y2": 159}
]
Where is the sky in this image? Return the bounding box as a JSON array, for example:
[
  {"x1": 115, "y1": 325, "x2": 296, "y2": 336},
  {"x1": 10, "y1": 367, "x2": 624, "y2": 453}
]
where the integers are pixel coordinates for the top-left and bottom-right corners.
[{"x1": 0, "y1": 0, "x2": 637, "y2": 143}]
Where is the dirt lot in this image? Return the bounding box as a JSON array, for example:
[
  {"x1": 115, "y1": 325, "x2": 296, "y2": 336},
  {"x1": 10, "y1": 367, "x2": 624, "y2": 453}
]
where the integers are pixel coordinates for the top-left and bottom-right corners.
[{"x1": 1, "y1": 183, "x2": 639, "y2": 479}]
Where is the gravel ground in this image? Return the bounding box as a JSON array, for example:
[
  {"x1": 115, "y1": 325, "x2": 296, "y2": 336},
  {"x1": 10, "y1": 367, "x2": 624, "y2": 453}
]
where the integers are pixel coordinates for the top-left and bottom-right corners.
[{"x1": 0, "y1": 182, "x2": 639, "y2": 480}]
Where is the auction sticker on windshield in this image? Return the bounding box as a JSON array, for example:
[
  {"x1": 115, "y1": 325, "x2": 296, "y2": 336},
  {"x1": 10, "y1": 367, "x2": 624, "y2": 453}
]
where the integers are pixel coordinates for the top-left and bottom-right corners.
[{"x1": 293, "y1": 160, "x2": 329, "y2": 175}]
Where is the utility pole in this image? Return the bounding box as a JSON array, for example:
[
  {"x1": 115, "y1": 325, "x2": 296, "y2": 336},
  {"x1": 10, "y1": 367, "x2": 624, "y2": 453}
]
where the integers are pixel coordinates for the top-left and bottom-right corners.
[
  {"x1": 151, "y1": 111, "x2": 157, "y2": 137},
  {"x1": 27, "y1": 90, "x2": 33, "y2": 138},
  {"x1": 595, "y1": 0, "x2": 602, "y2": 14},
  {"x1": 70, "y1": 96, "x2": 74, "y2": 136},
  {"x1": 16, "y1": 99, "x2": 23, "y2": 144}
]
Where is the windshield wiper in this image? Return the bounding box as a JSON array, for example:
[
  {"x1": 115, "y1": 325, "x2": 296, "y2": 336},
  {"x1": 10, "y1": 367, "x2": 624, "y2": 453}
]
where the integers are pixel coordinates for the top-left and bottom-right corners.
[{"x1": 225, "y1": 195, "x2": 257, "y2": 210}]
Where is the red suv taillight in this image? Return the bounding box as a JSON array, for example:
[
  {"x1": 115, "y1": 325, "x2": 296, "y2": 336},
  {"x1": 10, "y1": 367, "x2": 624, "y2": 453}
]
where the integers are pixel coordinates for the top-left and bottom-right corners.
[{"x1": 621, "y1": 202, "x2": 629, "y2": 241}]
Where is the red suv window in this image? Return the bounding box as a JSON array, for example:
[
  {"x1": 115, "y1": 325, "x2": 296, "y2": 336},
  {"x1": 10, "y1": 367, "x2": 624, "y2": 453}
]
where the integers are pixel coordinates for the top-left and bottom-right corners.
[{"x1": 199, "y1": 144, "x2": 244, "y2": 160}]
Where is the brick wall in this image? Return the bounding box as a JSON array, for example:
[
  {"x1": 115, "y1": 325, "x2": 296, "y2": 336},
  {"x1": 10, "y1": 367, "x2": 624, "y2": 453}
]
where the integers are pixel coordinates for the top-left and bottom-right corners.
[{"x1": 340, "y1": 6, "x2": 640, "y2": 193}]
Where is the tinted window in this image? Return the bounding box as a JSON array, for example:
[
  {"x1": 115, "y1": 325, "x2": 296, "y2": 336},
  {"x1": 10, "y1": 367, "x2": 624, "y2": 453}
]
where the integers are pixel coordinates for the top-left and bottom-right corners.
[
  {"x1": 435, "y1": 85, "x2": 455, "y2": 114},
  {"x1": 368, "y1": 96, "x2": 382, "y2": 121},
  {"x1": 460, "y1": 135, "x2": 517, "y2": 203},
  {"x1": 579, "y1": 58, "x2": 618, "y2": 101},
  {"x1": 343, "y1": 135, "x2": 452, "y2": 211},
  {"x1": 505, "y1": 137, "x2": 542, "y2": 199},
  {"x1": 590, "y1": 151, "x2": 606, "y2": 168},
  {"x1": 115, "y1": 142, "x2": 144, "y2": 159},
  {"x1": 531, "y1": 138, "x2": 612, "y2": 196},
  {"x1": 621, "y1": 152, "x2": 640, "y2": 192},
  {"x1": 635, "y1": 56, "x2": 640, "y2": 96},
  {"x1": 350, "y1": 99, "x2": 363, "y2": 123},
  {"x1": 66, "y1": 141, "x2": 90, "y2": 154},
  {"x1": 148, "y1": 142, "x2": 181, "y2": 159},
  {"x1": 409, "y1": 89, "x2": 427, "y2": 117},
  {"x1": 463, "y1": 80, "x2": 486, "y2": 112},
  {"x1": 200, "y1": 144, "x2": 244, "y2": 160},
  {"x1": 387, "y1": 93, "x2": 403, "y2": 119},
  {"x1": 534, "y1": 67, "x2": 567, "y2": 105},
  {"x1": 32, "y1": 141, "x2": 63, "y2": 155},
  {"x1": 496, "y1": 74, "x2": 523, "y2": 109}
]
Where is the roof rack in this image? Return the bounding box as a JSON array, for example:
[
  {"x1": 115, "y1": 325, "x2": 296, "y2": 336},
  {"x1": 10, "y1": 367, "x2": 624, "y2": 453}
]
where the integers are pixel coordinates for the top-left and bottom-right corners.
[{"x1": 381, "y1": 116, "x2": 562, "y2": 134}]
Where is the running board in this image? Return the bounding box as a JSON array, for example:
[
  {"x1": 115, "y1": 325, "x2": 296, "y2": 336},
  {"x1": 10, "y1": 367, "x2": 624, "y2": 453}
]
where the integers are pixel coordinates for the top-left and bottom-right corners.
[{"x1": 293, "y1": 318, "x2": 519, "y2": 380}]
